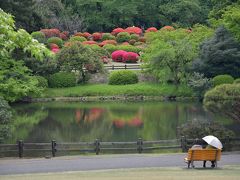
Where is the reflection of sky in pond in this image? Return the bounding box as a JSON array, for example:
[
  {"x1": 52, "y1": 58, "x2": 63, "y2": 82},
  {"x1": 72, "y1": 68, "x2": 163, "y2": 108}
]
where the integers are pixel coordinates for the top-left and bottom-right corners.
[{"x1": 6, "y1": 101, "x2": 239, "y2": 143}]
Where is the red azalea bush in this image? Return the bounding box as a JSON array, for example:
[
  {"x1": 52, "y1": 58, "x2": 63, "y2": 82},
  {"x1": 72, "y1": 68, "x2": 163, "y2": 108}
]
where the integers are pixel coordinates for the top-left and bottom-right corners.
[
  {"x1": 82, "y1": 32, "x2": 92, "y2": 39},
  {"x1": 125, "y1": 27, "x2": 142, "y2": 35},
  {"x1": 49, "y1": 43, "x2": 59, "y2": 49},
  {"x1": 92, "y1": 32, "x2": 102, "y2": 41},
  {"x1": 111, "y1": 28, "x2": 125, "y2": 35},
  {"x1": 99, "y1": 40, "x2": 117, "y2": 47},
  {"x1": 51, "y1": 47, "x2": 60, "y2": 54},
  {"x1": 122, "y1": 52, "x2": 139, "y2": 63},
  {"x1": 145, "y1": 27, "x2": 158, "y2": 33},
  {"x1": 74, "y1": 32, "x2": 84, "y2": 37},
  {"x1": 161, "y1": 26, "x2": 175, "y2": 31},
  {"x1": 122, "y1": 42, "x2": 130, "y2": 45},
  {"x1": 82, "y1": 41, "x2": 98, "y2": 45},
  {"x1": 40, "y1": 28, "x2": 61, "y2": 38},
  {"x1": 111, "y1": 50, "x2": 127, "y2": 62},
  {"x1": 62, "y1": 31, "x2": 69, "y2": 37},
  {"x1": 59, "y1": 33, "x2": 68, "y2": 40}
]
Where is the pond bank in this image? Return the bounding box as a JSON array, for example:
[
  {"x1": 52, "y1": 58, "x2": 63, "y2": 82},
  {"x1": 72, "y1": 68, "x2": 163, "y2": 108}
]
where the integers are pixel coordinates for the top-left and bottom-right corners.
[{"x1": 24, "y1": 96, "x2": 197, "y2": 102}]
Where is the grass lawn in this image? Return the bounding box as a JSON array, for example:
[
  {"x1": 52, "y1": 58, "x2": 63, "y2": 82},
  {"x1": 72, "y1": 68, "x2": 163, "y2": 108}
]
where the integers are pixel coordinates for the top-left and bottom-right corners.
[
  {"x1": 1, "y1": 166, "x2": 240, "y2": 180},
  {"x1": 42, "y1": 83, "x2": 193, "y2": 98}
]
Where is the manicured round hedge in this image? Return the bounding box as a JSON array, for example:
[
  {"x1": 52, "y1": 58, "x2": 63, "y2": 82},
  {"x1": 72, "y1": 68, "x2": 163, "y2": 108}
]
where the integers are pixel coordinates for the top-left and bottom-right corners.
[
  {"x1": 109, "y1": 70, "x2": 138, "y2": 85},
  {"x1": 48, "y1": 72, "x2": 76, "y2": 88},
  {"x1": 69, "y1": 36, "x2": 87, "y2": 42},
  {"x1": 234, "y1": 78, "x2": 240, "y2": 84},
  {"x1": 116, "y1": 32, "x2": 131, "y2": 43},
  {"x1": 212, "y1": 74, "x2": 234, "y2": 87},
  {"x1": 102, "y1": 33, "x2": 116, "y2": 41},
  {"x1": 47, "y1": 37, "x2": 63, "y2": 48},
  {"x1": 103, "y1": 44, "x2": 118, "y2": 54}
]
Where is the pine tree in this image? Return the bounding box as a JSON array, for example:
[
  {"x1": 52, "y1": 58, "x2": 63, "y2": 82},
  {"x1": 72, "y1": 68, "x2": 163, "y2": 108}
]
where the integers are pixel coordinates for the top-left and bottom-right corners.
[{"x1": 193, "y1": 26, "x2": 240, "y2": 78}]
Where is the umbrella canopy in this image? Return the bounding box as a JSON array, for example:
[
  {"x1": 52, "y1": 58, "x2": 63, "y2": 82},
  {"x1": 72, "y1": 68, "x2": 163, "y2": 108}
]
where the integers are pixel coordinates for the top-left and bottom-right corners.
[{"x1": 202, "y1": 135, "x2": 223, "y2": 149}]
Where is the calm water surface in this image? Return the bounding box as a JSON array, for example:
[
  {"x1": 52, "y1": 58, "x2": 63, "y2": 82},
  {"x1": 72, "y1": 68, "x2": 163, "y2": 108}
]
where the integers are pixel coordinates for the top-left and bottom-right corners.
[{"x1": 7, "y1": 101, "x2": 239, "y2": 143}]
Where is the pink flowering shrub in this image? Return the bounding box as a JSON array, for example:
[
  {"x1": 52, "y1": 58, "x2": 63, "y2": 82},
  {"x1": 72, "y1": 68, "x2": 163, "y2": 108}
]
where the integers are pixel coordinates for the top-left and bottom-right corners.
[
  {"x1": 49, "y1": 43, "x2": 59, "y2": 49},
  {"x1": 99, "y1": 40, "x2": 117, "y2": 47},
  {"x1": 122, "y1": 42, "x2": 130, "y2": 45},
  {"x1": 59, "y1": 33, "x2": 68, "y2": 40},
  {"x1": 161, "y1": 26, "x2": 175, "y2": 31},
  {"x1": 40, "y1": 28, "x2": 61, "y2": 38},
  {"x1": 111, "y1": 28, "x2": 125, "y2": 35},
  {"x1": 145, "y1": 27, "x2": 158, "y2": 33},
  {"x1": 111, "y1": 50, "x2": 127, "y2": 62},
  {"x1": 82, "y1": 41, "x2": 98, "y2": 45},
  {"x1": 125, "y1": 27, "x2": 142, "y2": 35},
  {"x1": 122, "y1": 52, "x2": 139, "y2": 63},
  {"x1": 82, "y1": 32, "x2": 92, "y2": 39}
]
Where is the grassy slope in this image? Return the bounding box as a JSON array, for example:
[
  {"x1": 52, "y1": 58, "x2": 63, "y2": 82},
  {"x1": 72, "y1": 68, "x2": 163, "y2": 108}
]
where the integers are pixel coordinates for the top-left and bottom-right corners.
[
  {"x1": 1, "y1": 166, "x2": 240, "y2": 180},
  {"x1": 42, "y1": 83, "x2": 193, "y2": 97}
]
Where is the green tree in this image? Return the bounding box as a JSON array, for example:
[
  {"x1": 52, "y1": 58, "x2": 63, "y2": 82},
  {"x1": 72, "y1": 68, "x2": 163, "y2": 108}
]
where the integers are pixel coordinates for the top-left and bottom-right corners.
[
  {"x1": 0, "y1": 0, "x2": 42, "y2": 32},
  {"x1": 34, "y1": 0, "x2": 86, "y2": 33},
  {"x1": 210, "y1": 4, "x2": 240, "y2": 41},
  {"x1": 0, "y1": 9, "x2": 51, "y2": 102},
  {"x1": 57, "y1": 42, "x2": 103, "y2": 82},
  {"x1": 0, "y1": 97, "x2": 12, "y2": 143},
  {"x1": 192, "y1": 26, "x2": 240, "y2": 78},
  {"x1": 159, "y1": 0, "x2": 208, "y2": 27},
  {"x1": 142, "y1": 25, "x2": 214, "y2": 84}
]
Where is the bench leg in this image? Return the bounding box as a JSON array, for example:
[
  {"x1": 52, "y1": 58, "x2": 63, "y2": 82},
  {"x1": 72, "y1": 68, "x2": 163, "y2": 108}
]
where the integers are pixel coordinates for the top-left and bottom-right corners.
[
  {"x1": 191, "y1": 161, "x2": 195, "y2": 168},
  {"x1": 203, "y1": 161, "x2": 206, "y2": 168}
]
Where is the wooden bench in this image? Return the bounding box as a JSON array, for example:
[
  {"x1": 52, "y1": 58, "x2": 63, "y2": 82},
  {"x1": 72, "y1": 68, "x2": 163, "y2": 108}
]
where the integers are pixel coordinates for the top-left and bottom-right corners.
[{"x1": 184, "y1": 149, "x2": 221, "y2": 168}]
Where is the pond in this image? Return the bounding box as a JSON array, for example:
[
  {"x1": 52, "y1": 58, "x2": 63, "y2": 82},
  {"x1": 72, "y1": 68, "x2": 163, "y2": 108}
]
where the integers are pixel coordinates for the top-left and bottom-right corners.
[{"x1": 5, "y1": 101, "x2": 240, "y2": 144}]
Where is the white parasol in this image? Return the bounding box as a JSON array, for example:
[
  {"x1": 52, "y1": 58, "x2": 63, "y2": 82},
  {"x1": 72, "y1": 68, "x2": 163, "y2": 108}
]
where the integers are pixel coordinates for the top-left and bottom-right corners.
[{"x1": 202, "y1": 135, "x2": 223, "y2": 149}]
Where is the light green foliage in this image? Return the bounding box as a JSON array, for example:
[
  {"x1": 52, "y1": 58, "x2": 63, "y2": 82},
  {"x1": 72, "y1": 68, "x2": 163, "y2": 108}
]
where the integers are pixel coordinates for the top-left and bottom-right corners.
[
  {"x1": 234, "y1": 78, "x2": 240, "y2": 84},
  {"x1": 130, "y1": 34, "x2": 140, "y2": 41},
  {"x1": 117, "y1": 45, "x2": 141, "y2": 53},
  {"x1": 35, "y1": 76, "x2": 48, "y2": 88},
  {"x1": 142, "y1": 26, "x2": 214, "y2": 84},
  {"x1": 0, "y1": 9, "x2": 51, "y2": 60},
  {"x1": 48, "y1": 72, "x2": 76, "y2": 88},
  {"x1": 69, "y1": 36, "x2": 87, "y2": 42},
  {"x1": 109, "y1": 70, "x2": 138, "y2": 85},
  {"x1": 0, "y1": 97, "x2": 12, "y2": 142},
  {"x1": 47, "y1": 37, "x2": 63, "y2": 48},
  {"x1": 87, "y1": 44, "x2": 109, "y2": 58},
  {"x1": 103, "y1": 44, "x2": 118, "y2": 54},
  {"x1": 0, "y1": 58, "x2": 41, "y2": 102},
  {"x1": 212, "y1": 74, "x2": 234, "y2": 87},
  {"x1": 116, "y1": 32, "x2": 131, "y2": 43},
  {"x1": 210, "y1": 4, "x2": 240, "y2": 41},
  {"x1": 0, "y1": 9, "x2": 51, "y2": 102},
  {"x1": 204, "y1": 84, "x2": 240, "y2": 122},
  {"x1": 102, "y1": 33, "x2": 116, "y2": 41}
]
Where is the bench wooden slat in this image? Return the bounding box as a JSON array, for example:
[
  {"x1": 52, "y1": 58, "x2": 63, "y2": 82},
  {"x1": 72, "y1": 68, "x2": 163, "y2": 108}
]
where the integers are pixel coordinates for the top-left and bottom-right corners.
[{"x1": 186, "y1": 149, "x2": 221, "y2": 161}]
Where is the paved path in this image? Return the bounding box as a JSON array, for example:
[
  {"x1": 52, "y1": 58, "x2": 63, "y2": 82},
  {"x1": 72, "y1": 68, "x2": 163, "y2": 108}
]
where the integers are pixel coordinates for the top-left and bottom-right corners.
[{"x1": 0, "y1": 153, "x2": 240, "y2": 175}]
